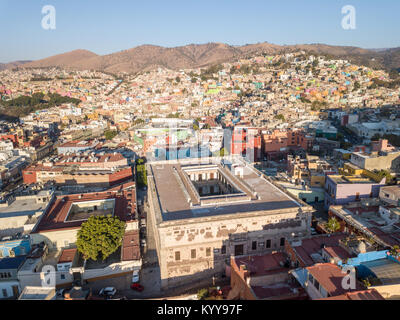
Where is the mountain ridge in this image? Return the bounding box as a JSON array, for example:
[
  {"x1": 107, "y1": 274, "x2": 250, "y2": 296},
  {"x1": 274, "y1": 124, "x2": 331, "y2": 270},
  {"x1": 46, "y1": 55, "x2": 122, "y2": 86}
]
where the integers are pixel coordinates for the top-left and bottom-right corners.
[{"x1": 6, "y1": 42, "x2": 400, "y2": 75}]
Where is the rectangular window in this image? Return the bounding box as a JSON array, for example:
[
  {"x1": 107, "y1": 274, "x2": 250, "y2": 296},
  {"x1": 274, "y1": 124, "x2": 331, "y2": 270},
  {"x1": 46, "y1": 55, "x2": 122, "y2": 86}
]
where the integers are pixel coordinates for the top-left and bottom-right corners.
[
  {"x1": 191, "y1": 249, "x2": 196, "y2": 259},
  {"x1": 314, "y1": 279, "x2": 320, "y2": 291},
  {"x1": 309, "y1": 273, "x2": 314, "y2": 285},
  {"x1": 280, "y1": 237, "x2": 285, "y2": 246},
  {"x1": 251, "y1": 241, "x2": 257, "y2": 250},
  {"x1": 266, "y1": 240, "x2": 271, "y2": 248},
  {"x1": 175, "y1": 251, "x2": 180, "y2": 261},
  {"x1": 206, "y1": 248, "x2": 211, "y2": 257},
  {"x1": 60, "y1": 274, "x2": 65, "y2": 280},
  {"x1": 221, "y1": 245, "x2": 226, "y2": 255}
]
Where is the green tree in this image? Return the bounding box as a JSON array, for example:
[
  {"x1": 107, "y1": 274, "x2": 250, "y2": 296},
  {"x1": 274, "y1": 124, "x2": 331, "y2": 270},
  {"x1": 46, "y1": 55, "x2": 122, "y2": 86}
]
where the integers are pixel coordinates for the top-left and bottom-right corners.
[
  {"x1": 167, "y1": 113, "x2": 180, "y2": 118},
  {"x1": 377, "y1": 170, "x2": 394, "y2": 184},
  {"x1": 197, "y1": 288, "x2": 209, "y2": 300},
  {"x1": 326, "y1": 217, "x2": 341, "y2": 233},
  {"x1": 136, "y1": 159, "x2": 147, "y2": 187},
  {"x1": 104, "y1": 130, "x2": 117, "y2": 140},
  {"x1": 390, "y1": 245, "x2": 400, "y2": 257},
  {"x1": 362, "y1": 278, "x2": 371, "y2": 288},
  {"x1": 353, "y1": 81, "x2": 361, "y2": 91},
  {"x1": 76, "y1": 215, "x2": 126, "y2": 261},
  {"x1": 214, "y1": 147, "x2": 229, "y2": 157}
]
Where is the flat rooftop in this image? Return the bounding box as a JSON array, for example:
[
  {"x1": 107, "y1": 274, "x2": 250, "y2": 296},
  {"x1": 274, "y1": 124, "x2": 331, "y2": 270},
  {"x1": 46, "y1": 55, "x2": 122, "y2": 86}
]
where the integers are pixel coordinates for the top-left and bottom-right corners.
[
  {"x1": 234, "y1": 252, "x2": 288, "y2": 277},
  {"x1": 361, "y1": 258, "x2": 400, "y2": 286},
  {"x1": 380, "y1": 185, "x2": 400, "y2": 198},
  {"x1": 328, "y1": 175, "x2": 375, "y2": 184},
  {"x1": 149, "y1": 158, "x2": 304, "y2": 221},
  {"x1": 330, "y1": 205, "x2": 400, "y2": 247},
  {"x1": 18, "y1": 286, "x2": 55, "y2": 300},
  {"x1": 0, "y1": 198, "x2": 45, "y2": 218}
]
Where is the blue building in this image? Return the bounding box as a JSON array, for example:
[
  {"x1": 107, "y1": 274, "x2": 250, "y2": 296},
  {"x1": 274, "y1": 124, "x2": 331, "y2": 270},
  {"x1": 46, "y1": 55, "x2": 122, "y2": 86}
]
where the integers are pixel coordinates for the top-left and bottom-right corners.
[
  {"x1": 0, "y1": 238, "x2": 31, "y2": 258},
  {"x1": 0, "y1": 256, "x2": 27, "y2": 299}
]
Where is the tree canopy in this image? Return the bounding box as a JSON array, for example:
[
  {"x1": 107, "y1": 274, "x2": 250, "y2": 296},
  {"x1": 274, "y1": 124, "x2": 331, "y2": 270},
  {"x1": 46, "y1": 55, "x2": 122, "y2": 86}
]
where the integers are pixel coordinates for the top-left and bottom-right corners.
[
  {"x1": 104, "y1": 130, "x2": 118, "y2": 140},
  {"x1": 213, "y1": 147, "x2": 229, "y2": 157},
  {"x1": 1, "y1": 92, "x2": 81, "y2": 118},
  {"x1": 76, "y1": 215, "x2": 126, "y2": 261},
  {"x1": 326, "y1": 217, "x2": 341, "y2": 233},
  {"x1": 136, "y1": 159, "x2": 147, "y2": 187}
]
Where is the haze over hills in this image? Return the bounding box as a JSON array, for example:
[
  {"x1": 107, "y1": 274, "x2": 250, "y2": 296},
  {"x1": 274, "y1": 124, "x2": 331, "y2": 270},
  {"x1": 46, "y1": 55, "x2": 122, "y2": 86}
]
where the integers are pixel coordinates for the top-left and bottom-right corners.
[
  {"x1": 0, "y1": 60, "x2": 32, "y2": 71},
  {"x1": 5, "y1": 42, "x2": 400, "y2": 75}
]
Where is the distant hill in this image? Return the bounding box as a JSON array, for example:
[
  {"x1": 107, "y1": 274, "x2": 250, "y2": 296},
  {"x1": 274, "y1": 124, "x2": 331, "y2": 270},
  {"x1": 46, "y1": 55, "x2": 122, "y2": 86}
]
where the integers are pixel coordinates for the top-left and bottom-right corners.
[
  {"x1": 0, "y1": 60, "x2": 32, "y2": 71},
  {"x1": 6, "y1": 42, "x2": 400, "y2": 75},
  {"x1": 22, "y1": 49, "x2": 98, "y2": 69}
]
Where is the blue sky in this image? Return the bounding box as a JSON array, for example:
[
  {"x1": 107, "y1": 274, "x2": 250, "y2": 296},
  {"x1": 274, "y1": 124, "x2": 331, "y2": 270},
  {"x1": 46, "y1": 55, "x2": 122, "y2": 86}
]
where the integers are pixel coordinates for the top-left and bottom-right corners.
[{"x1": 1, "y1": 0, "x2": 399, "y2": 62}]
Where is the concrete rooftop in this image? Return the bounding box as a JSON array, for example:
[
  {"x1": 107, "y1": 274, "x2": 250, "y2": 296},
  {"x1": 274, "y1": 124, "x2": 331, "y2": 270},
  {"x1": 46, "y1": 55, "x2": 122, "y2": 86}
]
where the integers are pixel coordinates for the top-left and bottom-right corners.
[{"x1": 149, "y1": 158, "x2": 304, "y2": 221}]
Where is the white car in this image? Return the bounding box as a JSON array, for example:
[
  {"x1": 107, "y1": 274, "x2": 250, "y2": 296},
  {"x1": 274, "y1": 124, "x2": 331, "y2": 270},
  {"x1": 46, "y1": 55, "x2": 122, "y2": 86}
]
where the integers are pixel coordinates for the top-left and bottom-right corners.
[
  {"x1": 99, "y1": 287, "x2": 117, "y2": 297},
  {"x1": 132, "y1": 271, "x2": 140, "y2": 283}
]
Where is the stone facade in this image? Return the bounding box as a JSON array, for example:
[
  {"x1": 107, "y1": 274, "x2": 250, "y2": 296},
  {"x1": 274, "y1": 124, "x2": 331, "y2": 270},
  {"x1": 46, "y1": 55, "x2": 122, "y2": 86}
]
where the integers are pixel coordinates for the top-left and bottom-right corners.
[{"x1": 147, "y1": 157, "x2": 313, "y2": 289}]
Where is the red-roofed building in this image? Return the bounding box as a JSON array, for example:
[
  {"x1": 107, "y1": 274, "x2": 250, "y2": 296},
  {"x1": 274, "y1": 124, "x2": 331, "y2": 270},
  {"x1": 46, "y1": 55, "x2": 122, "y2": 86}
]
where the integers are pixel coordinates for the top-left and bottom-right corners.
[
  {"x1": 285, "y1": 233, "x2": 352, "y2": 267},
  {"x1": 22, "y1": 153, "x2": 132, "y2": 187},
  {"x1": 228, "y1": 252, "x2": 307, "y2": 300},
  {"x1": 292, "y1": 263, "x2": 364, "y2": 300},
  {"x1": 31, "y1": 190, "x2": 137, "y2": 251},
  {"x1": 319, "y1": 289, "x2": 384, "y2": 300}
]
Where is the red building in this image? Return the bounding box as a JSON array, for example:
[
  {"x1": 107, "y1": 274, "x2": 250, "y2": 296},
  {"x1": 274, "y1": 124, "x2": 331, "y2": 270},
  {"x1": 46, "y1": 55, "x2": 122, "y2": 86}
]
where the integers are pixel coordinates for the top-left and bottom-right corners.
[
  {"x1": 22, "y1": 153, "x2": 132, "y2": 187},
  {"x1": 262, "y1": 129, "x2": 313, "y2": 160},
  {"x1": 0, "y1": 133, "x2": 23, "y2": 147},
  {"x1": 231, "y1": 127, "x2": 262, "y2": 162}
]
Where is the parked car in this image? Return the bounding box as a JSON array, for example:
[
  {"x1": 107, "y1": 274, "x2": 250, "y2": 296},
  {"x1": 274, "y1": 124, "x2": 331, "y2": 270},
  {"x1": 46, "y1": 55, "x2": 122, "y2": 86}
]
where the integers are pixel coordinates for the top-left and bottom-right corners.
[
  {"x1": 56, "y1": 288, "x2": 68, "y2": 299},
  {"x1": 132, "y1": 270, "x2": 140, "y2": 283},
  {"x1": 108, "y1": 295, "x2": 127, "y2": 300},
  {"x1": 99, "y1": 287, "x2": 117, "y2": 298},
  {"x1": 130, "y1": 283, "x2": 144, "y2": 292}
]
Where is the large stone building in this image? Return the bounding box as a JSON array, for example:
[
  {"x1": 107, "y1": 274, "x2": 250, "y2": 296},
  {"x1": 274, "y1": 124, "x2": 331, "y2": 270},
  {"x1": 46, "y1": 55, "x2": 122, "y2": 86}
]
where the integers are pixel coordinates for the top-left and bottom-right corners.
[
  {"x1": 22, "y1": 152, "x2": 132, "y2": 188},
  {"x1": 147, "y1": 156, "x2": 314, "y2": 289}
]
